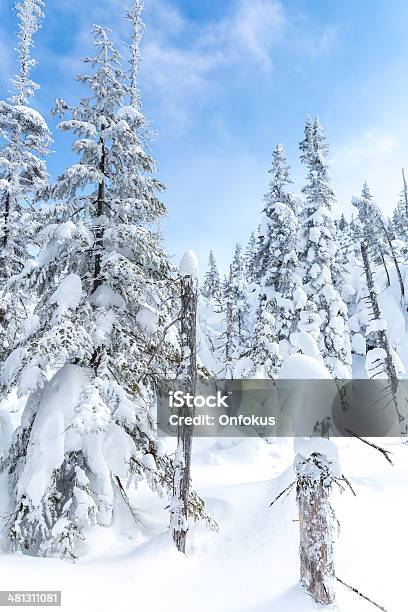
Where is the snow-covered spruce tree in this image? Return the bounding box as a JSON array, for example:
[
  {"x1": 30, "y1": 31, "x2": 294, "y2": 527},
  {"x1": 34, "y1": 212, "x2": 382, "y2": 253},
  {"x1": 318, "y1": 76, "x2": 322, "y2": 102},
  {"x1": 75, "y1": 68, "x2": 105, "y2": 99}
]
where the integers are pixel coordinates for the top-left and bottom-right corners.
[
  {"x1": 201, "y1": 250, "x2": 220, "y2": 300},
  {"x1": 229, "y1": 244, "x2": 250, "y2": 343},
  {"x1": 0, "y1": 12, "x2": 209, "y2": 559},
  {"x1": 396, "y1": 167, "x2": 408, "y2": 237},
  {"x1": 391, "y1": 192, "x2": 408, "y2": 242},
  {"x1": 245, "y1": 230, "x2": 258, "y2": 283},
  {"x1": 0, "y1": 0, "x2": 51, "y2": 362},
  {"x1": 257, "y1": 144, "x2": 293, "y2": 282},
  {"x1": 220, "y1": 245, "x2": 250, "y2": 376},
  {"x1": 337, "y1": 213, "x2": 347, "y2": 232},
  {"x1": 247, "y1": 295, "x2": 281, "y2": 377},
  {"x1": 171, "y1": 250, "x2": 198, "y2": 554},
  {"x1": 336, "y1": 213, "x2": 354, "y2": 269},
  {"x1": 298, "y1": 117, "x2": 351, "y2": 378},
  {"x1": 257, "y1": 144, "x2": 302, "y2": 353}
]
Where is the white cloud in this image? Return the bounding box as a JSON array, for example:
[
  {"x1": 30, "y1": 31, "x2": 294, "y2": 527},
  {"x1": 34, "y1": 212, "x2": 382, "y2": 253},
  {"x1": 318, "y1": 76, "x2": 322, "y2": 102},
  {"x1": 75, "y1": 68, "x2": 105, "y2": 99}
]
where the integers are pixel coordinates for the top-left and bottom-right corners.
[
  {"x1": 35, "y1": 0, "x2": 338, "y2": 131},
  {"x1": 139, "y1": 0, "x2": 340, "y2": 128},
  {"x1": 201, "y1": 0, "x2": 286, "y2": 72},
  {"x1": 139, "y1": 0, "x2": 287, "y2": 127}
]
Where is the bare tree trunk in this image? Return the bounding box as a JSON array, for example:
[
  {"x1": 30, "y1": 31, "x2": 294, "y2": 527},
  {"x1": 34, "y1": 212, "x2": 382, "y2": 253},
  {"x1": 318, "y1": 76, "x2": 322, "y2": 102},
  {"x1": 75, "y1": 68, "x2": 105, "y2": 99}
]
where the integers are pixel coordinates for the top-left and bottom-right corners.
[
  {"x1": 360, "y1": 241, "x2": 405, "y2": 430},
  {"x1": 296, "y1": 452, "x2": 335, "y2": 605},
  {"x1": 379, "y1": 248, "x2": 390, "y2": 287},
  {"x1": 380, "y1": 219, "x2": 405, "y2": 301},
  {"x1": 402, "y1": 168, "x2": 408, "y2": 218},
  {"x1": 225, "y1": 295, "x2": 233, "y2": 375},
  {"x1": 171, "y1": 266, "x2": 197, "y2": 553},
  {"x1": 90, "y1": 140, "x2": 106, "y2": 372},
  {"x1": 2, "y1": 192, "x2": 10, "y2": 251}
]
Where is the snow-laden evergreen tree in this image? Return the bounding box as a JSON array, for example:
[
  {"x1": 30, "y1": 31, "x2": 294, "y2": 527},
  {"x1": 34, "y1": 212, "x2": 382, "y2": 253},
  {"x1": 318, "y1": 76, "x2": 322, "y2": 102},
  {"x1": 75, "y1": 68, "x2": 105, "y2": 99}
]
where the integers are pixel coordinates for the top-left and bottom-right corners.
[
  {"x1": 229, "y1": 244, "x2": 250, "y2": 343},
  {"x1": 256, "y1": 144, "x2": 302, "y2": 354},
  {"x1": 245, "y1": 230, "x2": 258, "y2": 283},
  {"x1": 265, "y1": 144, "x2": 293, "y2": 209},
  {"x1": 202, "y1": 250, "x2": 221, "y2": 300},
  {"x1": 258, "y1": 144, "x2": 294, "y2": 281},
  {"x1": 391, "y1": 195, "x2": 408, "y2": 241},
  {"x1": 337, "y1": 213, "x2": 347, "y2": 232},
  {"x1": 247, "y1": 295, "x2": 281, "y2": 377},
  {"x1": 295, "y1": 447, "x2": 336, "y2": 605},
  {"x1": 298, "y1": 117, "x2": 351, "y2": 378},
  {"x1": 220, "y1": 245, "x2": 250, "y2": 376},
  {"x1": 0, "y1": 7, "x2": 211, "y2": 559},
  {"x1": 391, "y1": 170, "x2": 408, "y2": 246},
  {"x1": 0, "y1": 0, "x2": 51, "y2": 361}
]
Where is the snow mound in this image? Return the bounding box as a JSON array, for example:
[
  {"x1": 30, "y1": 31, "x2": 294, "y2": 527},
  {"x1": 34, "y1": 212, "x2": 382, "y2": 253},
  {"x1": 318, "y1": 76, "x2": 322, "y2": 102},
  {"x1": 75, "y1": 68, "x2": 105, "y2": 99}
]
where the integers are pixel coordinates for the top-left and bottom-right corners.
[
  {"x1": 279, "y1": 353, "x2": 332, "y2": 380},
  {"x1": 49, "y1": 274, "x2": 82, "y2": 314},
  {"x1": 296, "y1": 331, "x2": 323, "y2": 363},
  {"x1": 136, "y1": 304, "x2": 159, "y2": 334},
  {"x1": 352, "y1": 333, "x2": 366, "y2": 355},
  {"x1": 90, "y1": 284, "x2": 125, "y2": 310}
]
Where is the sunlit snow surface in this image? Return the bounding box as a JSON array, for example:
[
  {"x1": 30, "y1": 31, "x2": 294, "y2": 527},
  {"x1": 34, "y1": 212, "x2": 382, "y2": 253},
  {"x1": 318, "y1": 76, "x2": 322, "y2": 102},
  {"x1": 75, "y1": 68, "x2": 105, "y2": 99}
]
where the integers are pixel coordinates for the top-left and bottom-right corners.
[
  {"x1": 1, "y1": 256, "x2": 408, "y2": 611},
  {"x1": 0, "y1": 432, "x2": 405, "y2": 611}
]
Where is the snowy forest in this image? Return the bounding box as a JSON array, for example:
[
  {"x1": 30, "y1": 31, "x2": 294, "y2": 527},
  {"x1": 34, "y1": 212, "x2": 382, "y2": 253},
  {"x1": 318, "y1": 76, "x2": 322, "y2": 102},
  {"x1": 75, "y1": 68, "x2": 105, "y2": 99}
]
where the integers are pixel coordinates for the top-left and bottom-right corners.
[{"x1": 1, "y1": 1, "x2": 408, "y2": 611}]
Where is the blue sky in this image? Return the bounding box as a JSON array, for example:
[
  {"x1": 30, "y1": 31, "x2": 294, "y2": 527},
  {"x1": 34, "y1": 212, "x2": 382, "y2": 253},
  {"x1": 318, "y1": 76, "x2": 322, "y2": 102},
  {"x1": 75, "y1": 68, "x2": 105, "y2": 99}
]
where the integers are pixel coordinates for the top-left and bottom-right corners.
[{"x1": 1, "y1": 0, "x2": 408, "y2": 274}]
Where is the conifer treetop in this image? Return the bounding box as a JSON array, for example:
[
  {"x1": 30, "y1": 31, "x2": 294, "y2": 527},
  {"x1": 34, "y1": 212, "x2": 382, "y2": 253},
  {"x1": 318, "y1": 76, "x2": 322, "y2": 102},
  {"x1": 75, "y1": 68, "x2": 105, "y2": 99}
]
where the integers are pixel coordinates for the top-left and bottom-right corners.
[
  {"x1": 264, "y1": 143, "x2": 293, "y2": 213},
  {"x1": 11, "y1": 0, "x2": 45, "y2": 105},
  {"x1": 299, "y1": 116, "x2": 334, "y2": 211},
  {"x1": 126, "y1": 0, "x2": 144, "y2": 110}
]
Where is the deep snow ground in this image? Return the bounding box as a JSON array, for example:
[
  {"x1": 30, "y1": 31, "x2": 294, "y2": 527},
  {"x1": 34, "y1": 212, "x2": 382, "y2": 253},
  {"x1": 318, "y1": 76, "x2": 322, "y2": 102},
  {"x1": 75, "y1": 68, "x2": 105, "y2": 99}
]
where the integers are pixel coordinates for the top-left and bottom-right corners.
[{"x1": 0, "y1": 436, "x2": 406, "y2": 612}]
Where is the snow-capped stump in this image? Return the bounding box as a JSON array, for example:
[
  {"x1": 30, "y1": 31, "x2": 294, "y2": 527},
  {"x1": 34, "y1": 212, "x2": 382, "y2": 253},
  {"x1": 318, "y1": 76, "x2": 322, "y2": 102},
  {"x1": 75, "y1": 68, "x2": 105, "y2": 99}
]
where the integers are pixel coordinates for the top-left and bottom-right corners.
[
  {"x1": 278, "y1": 351, "x2": 338, "y2": 605},
  {"x1": 179, "y1": 249, "x2": 198, "y2": 278},
  {"x1": 295, "y1": 449, "x2": 336, "y2": 605}
]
